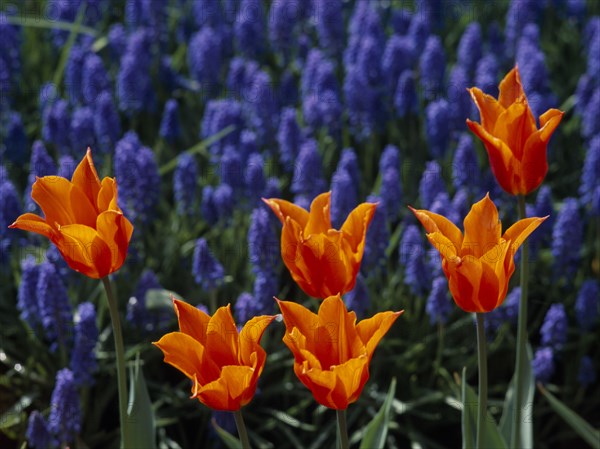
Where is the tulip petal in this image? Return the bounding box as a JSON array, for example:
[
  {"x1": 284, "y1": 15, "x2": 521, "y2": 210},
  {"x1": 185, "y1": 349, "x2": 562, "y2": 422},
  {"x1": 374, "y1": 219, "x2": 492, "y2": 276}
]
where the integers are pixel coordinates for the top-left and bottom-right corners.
[
  {"x1": 263, "y1": 198, "x2": 309, "y2": 228},
  {"x1": 32, "y1": 176, "x2": 97, "y2": 228},
  {"x1": 462, "y1": 194, "x2": 502, "y2": 259},
  {"x1": 305, "y1": 192, "x2": 332, "y2": 236},
  {"x1": 409, "y1": 207, "x2": 463, "y2": 250},
  {"x1": 196, "y1": 365, "x2": 256, "y2": 411},
  {"x1": 300, "y1": 234, "x2": 348, "y2": 297},
  {"x1": 468, "y1": 87, "x2": 504, "y2": 129},
  {"x1": 277, "y1": 299, "x2": 319, "y2": 337},
  {"x1": 239, "y1": 315, "x2": 276, "y2": 366},
  {"x1": 299, "y1": 363, "x2": 338, "y2": 407},
  {"x1": 521, "y1": 109, "x2": 563, "y2": 193},
  {"x1": 97, "y1": 177, "x2": 120, "y2": 213},
  {"x1": 205, "y1": 305, "x2": 239, "y2": 367},
  {"x1": 492, "y1": 101, "x2": 537, "y2": 161},
  {"x1": 446, "y1": 256, "x2": 482, "y2": 312},
  {"x1": 280, "y1": 217, "x2": 316, "y2": 296},
  {"x1": 331, "y1": 356, "x2": 370, "y2": 407},
  {"x1": 173, "y1": 298, "x2": 211, "y2": 344},
  {"x1": 426, "y1": 231, "x2": 458, "y2": 261},
  {"x1": 340, "y1": 202, "x2": 377, "y2": 252},
  {"x1": 503, "y1": 216, "x2": 548, "y2": 254},
  {"x1": 317, "y1": 295, "x2": 362, "y2": 366},
  {"x1": 477, "y1": 259, "x2": 501, "y2": 312},
  {"x1": 153, "y1": 332, "x2": 205, "y2": 382},
  {"x1": 498, "y1": 67, "x2": 526, "y2": 108},
  {"x1": 58, "y1": 223, "x2": 112, "y2": 278},
  {"x1": 71, "y1": 149, "x2": 102, "y2": 210},
  {"x1": 9, "y1": 213, "x2": 55, "y2": 240},
  {"x1": 96, "y1": 210, "x2": 133, "y2": 271},
  {"x1": 466, "y1": 121, "x2": 517, "y2": 194},
  {"x1": 356, "y1": 310, "x2": 402, "y2": 360}
]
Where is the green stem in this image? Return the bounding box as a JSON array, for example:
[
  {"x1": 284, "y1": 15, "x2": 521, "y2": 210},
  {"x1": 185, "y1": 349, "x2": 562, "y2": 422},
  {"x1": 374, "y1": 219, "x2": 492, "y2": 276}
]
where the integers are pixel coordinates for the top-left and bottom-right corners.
[
  {"x1": 101, "y1": 277, "x2": 130, "y2": 448},
  {"x1": 511, "y1": 195, "x2": 530, "y2": 448},
  {"x1": 337, "y1": 409, "x2": 350, "y2": 449},
  {"x1": 233, "y1": 410, "x2": 251, "y2": 449},
  {"x1": 475, "y1": 313, "x2": 488, "y2": 449}
]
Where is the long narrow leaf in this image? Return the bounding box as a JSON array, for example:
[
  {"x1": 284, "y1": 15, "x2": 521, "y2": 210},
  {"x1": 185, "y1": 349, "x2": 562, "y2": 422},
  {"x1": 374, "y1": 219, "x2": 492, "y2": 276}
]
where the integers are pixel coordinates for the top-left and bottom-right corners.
[
  {"x1": 359, "y1": 377, "x2": 397, "y2": 449},
  {"x1": 538, "y1": 384, "x2": 600, "y2": 448},
  {"x1": 212, "y1": 417, "x2": 242, "y2": 449},
  {"x1": 126, "y1": 356, "x2": 157, "y2": 449}
]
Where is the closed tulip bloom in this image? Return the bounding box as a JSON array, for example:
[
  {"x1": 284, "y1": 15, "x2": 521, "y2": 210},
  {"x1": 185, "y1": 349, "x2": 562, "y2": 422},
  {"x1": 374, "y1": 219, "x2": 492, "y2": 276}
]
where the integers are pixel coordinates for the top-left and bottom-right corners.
[
  {"x1": 467, "y1": 66, "x2": 564, "y2": 195},
  {"x1": 410, "y1": 194, "x2": 546, "y2": 313},
  {"x1": 154, "y1": 299, "x2": 275, "y2": 411},
  {"x1": 276, "y1": 294, "x2": 401, "y2": 409},
  {"x1": 264, "y1": 192, "x2": 377, "y2": 299},
  {"x1": 9, "y1": 149, "x2": 133, "y2": 279}
]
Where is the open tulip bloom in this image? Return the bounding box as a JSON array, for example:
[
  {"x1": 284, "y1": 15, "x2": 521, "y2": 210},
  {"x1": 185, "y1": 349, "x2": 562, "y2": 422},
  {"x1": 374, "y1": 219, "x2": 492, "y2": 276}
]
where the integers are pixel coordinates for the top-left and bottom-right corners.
[
  {"x1": 10, "y1": 148, "x2": 133, "y2": 279},
  {"x1": 467, "y1": 66, "x2": 564, "y2": 196},
  {"x1": 276, "y1": 294, "x2": 402, "y2": 410},
  {"x1": 410, "y1": 194, "x2": 546, "y2": 313},
  {"x1": 154, "y1": 299, "x2": 275, "y2": 411},
  {"x1": 264, "y1": 192, "x2": 377, "y2": 299}
]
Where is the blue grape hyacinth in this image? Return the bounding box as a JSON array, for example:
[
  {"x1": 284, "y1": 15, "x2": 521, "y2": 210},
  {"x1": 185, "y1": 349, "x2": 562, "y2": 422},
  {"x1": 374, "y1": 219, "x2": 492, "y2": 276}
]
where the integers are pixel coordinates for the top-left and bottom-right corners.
[{"x1": 192, "y1": 238, "x2": 225, "y2": 290}]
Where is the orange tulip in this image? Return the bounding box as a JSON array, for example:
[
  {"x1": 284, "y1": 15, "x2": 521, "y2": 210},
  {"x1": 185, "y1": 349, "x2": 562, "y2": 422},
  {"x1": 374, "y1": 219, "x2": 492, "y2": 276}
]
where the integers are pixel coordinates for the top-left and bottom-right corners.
[
  {"x1": 9, "y1": 149, "x2": 133, "y2": 279},
  {"x1": 410, "y1": 194, "x2": 546, "y2": 313},
  {"x1": 466, "y1": 66, "x2": 564, "y2": 195},
  {"x1": 276, "y1": 294, "x2": 401, "y2": 409},
  {"x1": 263, "y1": 192, "x2": 377, "y2": 299},
  {"x1": 154, "y1": 300, "x2": 275, "y2": 411}
]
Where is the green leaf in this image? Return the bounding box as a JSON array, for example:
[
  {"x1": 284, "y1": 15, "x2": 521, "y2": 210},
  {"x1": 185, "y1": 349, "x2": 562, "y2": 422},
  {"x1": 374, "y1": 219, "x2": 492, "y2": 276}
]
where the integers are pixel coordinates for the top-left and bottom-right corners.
[
  {"x1": 52, "y1": 4, "x2": 87, "y2": 88},
  {"x1": 460, "y1": 368, "x2": 508, "y2": 449},
  {"x1": 158, "y1": 125, "x2": 236, "y2": 175},
  {"x1": 499, "y1": 344, "x2": 534, "y2": 448},
  {"x1": 461, "y1": 368, "x2": 475, "y2": 449},
  {"x1": 538, "y1": 384, "x2": 600, "y2": 448},
  {"x1": 126, "y1": 356, "x2": 157, "y2": 449},
  {"x1": 144, "y1": 289, "x2": 184, "y2": 310},
  {"x1": 212, "y1": 416, "x2": 242, "y2": 449},
  {"x1": 359, "y1": 377, "x2": 397, "y2": 449}
]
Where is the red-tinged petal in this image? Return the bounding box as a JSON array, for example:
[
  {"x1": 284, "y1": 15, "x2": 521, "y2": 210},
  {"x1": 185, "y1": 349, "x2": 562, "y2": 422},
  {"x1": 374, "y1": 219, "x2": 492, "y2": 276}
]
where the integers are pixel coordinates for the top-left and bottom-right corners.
[
  {"x1": 96, "y1": 210, "x2": 133, "y2": 272},
  {"x1": 9, "y1": 213, "x2": 55, "y2": 240},
  {"x1": 461, "y1": 194, "x2": 502, "y2": 259},
  {"x1": 340, "y1": 202, "x2": 377, "y2": 252},
  {"x1": 263, "y1": 197, "x2": 309, "y2": 228},
  {"x1": 491, "y1": 101, "x2": 537, "y2": 161},
  {"x1": 330, "y1": 356, "x2": 370, "y2": 408},
  {"x1": 173, "y1": 298, "x2": 211, "y2": 344},
  {"x1": 467, "y1": 120, "x2": 519, "y2": 195},
  {"x1": 468, "y1": 88, "x2": 504, "y2": 130},
  {"x1": 277, "y1": 299, "x2": 319, "y2": 338},
  {"x1": 502, "y1": 216, "x2": 548, "y2": 254},
  {"x1": 305, "y1": 192, "x2": 332, "y2": 236},
  {"x1": 153, "y1": 332, "x2": 205, "y2": 382},
  {"x1": 280, "y1": 217, "x2": 316, "y2": 296},
  {"x1": 97, "y1": 177, "x2": 119, "y2": 213},
  {"x1": 205, "y1": 305, "x2": 239, "y2": 367},
  {"x1": 300, "y1": 234, "x2": 346, "y2": 297},
  {"x1": 356, "y1": 310, "x2": 402, "y2": 360},
  {"x1": 446, "y1": 256, "x2": 482, "y2": 312},
  {"x1": 196, "y1": 365, "x2": 256, "y2": 410},
  {"x1": 498, "y1": 66, "x2": 526, "y2": 108},
  {"x1": 298, "y1": 362, "x2": 338, "y2": 408},
  {"x1": 409, "y1": 206, "x2": 463, "y2": 250},
  {"x1": 317, "y1": 295, "x2": 362, "y2": 366},
  {"x1": 477, "y1": 259, "x2": 501, "y2": 312},
  {"x1": 58, "y1": 223, "x2": 112, "y2": 278},
  {"x1": 239, "y1": 315, "x2": 276, "y2": 366},
  {"x1": 426, "y1": 231, "x2": 459, "y2": 263},
  {"x1": 521, "y1": 109, "x2": 563, "y2": 193},
  {"x1": 71, "y1": 148, "x2": 102, "y2": 210},
  {"x1": 32, "y1": 176, "x2": 97, "y2": 228}
]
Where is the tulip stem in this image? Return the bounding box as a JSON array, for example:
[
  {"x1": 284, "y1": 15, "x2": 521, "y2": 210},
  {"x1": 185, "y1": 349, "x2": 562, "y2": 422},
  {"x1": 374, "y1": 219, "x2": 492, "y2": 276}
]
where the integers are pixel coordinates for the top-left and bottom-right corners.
[
  {"x1": 233, "y1": 410, "x2": 251, "y2": 449},
  {"x1": 337, "y1": 409, "x2": 350, "y2": 449},
  {"x1": 102, "y1": 277, "x2": 130, "y2": 448},
  {"x1": 475, "y1": 313, "x2": 488, "y2": 449},
  {"x1": 512, "y1": 195, "x2": 530, "y2": 449}
]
